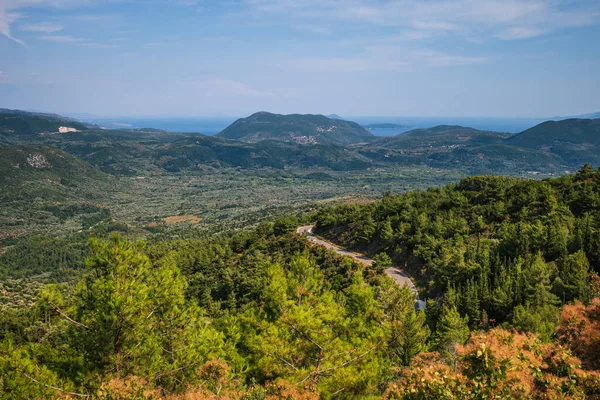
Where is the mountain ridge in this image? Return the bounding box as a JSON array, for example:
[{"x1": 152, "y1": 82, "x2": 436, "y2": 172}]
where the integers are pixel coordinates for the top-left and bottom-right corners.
[
  {"x1": 2, "y1": 109, "x2": 600, "y2": 175},
  {"x1": 508, "y1": 118, "x2": 600, "y2": 147},
  {"x1": 372, "y1": 125, "x2": 509, "y2": 149},
  {"x1": 0, "y1": 112, "x2": 89, "y2": 139}
]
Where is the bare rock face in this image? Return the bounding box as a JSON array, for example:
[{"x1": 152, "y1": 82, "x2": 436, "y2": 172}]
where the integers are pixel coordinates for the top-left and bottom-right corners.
[
  {"x1": 58, "y1": 126, "x2": 79, "y2": 133},
  {"x1": 27, "y1": 153, "x2": 51, "y2": 169}
]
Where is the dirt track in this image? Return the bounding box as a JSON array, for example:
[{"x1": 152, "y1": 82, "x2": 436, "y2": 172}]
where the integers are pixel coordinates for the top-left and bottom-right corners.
[{"x1": 297, "y1": 225, "x2": 419, "y2": 295}]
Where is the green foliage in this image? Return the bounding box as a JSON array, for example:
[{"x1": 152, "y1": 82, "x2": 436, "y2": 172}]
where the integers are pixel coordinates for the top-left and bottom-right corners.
[
  {"x1": 510, "y1": 303, "x2": 559, "y2": 342},
  {"x1": 558, "y1": 249, "x2": 591, "y2": 302},
  {"x1": 242, "y1": 255, "x2": 384, "y2": 396},
  {"x1": 372, "y1": 252, "x2": 392, "y2": 272},
  {"x1": 435, "y1": 305, "x2": 470, "y2": 364},
  {"x1": 0, "y1": 234, "x2": 88, "y2": 279},
  {"x1": 395, "y1": 309, "x2": 429, "y2": 367},
  {"x1": 71, "y1": 234, "x2": 224, "y2": 387},
  {"x1": 316, "y1": 168, "x2": 600, "y2": 339},
  {"x1": 4, "y1": 156, "x2": 600, "y2": 397}
]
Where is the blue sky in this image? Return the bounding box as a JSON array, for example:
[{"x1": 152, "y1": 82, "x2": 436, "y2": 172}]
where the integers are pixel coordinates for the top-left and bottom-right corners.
[{"x1": 0, "y1": 0, "x2": 599, "y2": 117}]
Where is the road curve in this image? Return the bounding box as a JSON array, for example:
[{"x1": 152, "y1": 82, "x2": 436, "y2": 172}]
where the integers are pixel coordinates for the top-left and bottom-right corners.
[{"x1": 296, "y1": 225, "x2": 420, "y2": 298}]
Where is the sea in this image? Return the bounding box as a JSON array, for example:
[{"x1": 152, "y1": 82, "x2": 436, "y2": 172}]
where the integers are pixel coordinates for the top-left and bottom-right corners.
[{"x1": 79, "y1": 116, "x2": 549, "y2": 136}]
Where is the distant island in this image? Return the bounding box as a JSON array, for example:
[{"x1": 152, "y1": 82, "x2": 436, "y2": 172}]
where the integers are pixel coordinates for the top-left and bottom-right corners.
[
  {"x1": 551, "y1": 111, "x2": 600, "y2": 120},
  {"x1": 363, "y1": 123, "x2": 413, "y2": 130}
]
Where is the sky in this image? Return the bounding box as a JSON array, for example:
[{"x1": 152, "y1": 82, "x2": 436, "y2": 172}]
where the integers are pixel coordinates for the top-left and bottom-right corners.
[{"x1": 0, "y1": 0, "x2": 599, "y2": 118}]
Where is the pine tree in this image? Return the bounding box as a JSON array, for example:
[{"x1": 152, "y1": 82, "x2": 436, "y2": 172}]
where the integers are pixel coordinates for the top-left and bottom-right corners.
[
  {"x1": 360, "y1": 215, "x2": 377, "y2": 244},
  {"x1": 249, "y1": 255, "x2": 383, "y2": 395},
  {"x1": 435, "y1": 305, "x2": 470, "y2": 366},
  {"x1": 396, "y1": 309, "x2": 429, "y2": 367},
  {"x1": 72, "y1": 234, "x2": 223, "y2": 388},
  {"x1": 560, "y1": 249, "x2": 591, "y2": 302},
  {"x1": 380, "y1": 218, "x2": 395, "y2": 249},
  {"x1": 424, "y1": 298, "x2": 440, "y2": 333},
  {"x1": 522, "y1": 252, "x2": 559, "y2": 308},
  {"x1": 372, "y1": 252, "x2": 392, "y2": 273},
  {"x1": 461, "y1": 279, "x2": 481, "y2": 329}
]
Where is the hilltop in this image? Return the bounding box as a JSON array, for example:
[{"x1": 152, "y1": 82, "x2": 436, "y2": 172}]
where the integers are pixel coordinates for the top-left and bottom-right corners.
[
  {"x1": 0, "y1": 108, "x2": 86, "y2": 124},
  {"x1": 373, "y1": 125, "x2": 508, "y2": 149},
  {"x1": 509, "y1": 118, "x2": 600, "y2": 146},
  {"x1": 508, "y1": 118, "x2": 600, "y2": 166},
  {"x1": 216, "y1": 111, "x2": 374, "y2": 145},
  {"x1": 0, "y1": 112, "x2": 89, "y2": 140}
]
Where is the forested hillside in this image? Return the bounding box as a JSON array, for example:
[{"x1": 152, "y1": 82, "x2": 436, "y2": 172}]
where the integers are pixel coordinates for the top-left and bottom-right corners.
[
  {"x1": 2, "y1": 167, "x2": 600, "y2": 399},
  {"x1": 0, "y1": 113, "x2": 88, "y2": 138},
  {"x1": 217, "y1": 112, "x2": 374, "y2": 145},
  {"x1": 372, "y1": 125, "x2": 508, "y2": 149},
  {"x1": 3, "y1": 111, "x2": 600, "y2": 177},
  {"x1": 315, "y1": 164, "x2": 600, "y2": 339},
  {"x1": 0, "y1": 143, "x2": 119, "y2": 245},
  {"x1": 508, "y1": 118, "x2": 600, "y2": 166}
]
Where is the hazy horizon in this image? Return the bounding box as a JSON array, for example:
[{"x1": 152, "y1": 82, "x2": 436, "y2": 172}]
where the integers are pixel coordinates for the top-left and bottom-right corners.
[
  {"x1": 55, "y1": 113, "x2": 555, "y2": 135},
  {"x1": 8, "y1": 109, "x2": 593, "y2": 120}
]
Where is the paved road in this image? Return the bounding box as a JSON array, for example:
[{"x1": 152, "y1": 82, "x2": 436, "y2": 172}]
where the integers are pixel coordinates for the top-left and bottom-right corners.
[{"x1": 297, "y1": 225, "x2": 420, "y2": 296}]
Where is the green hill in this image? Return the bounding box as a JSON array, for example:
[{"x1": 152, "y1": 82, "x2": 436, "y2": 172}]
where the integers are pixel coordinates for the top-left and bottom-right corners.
[
  {"x1": 507, "y1": 118, "x2": 600, "y2": 166},
  {"x1": 216, "y1": 112, "x2": 374, "y2": 145},
  {"x1": 0, "y1": 113, "x2": 88, "y2": 140},
  {"x1": 0, "y1": 108, "x2": 88, "y2": 124},
  {"x1": 508, "y1": 118, "x2": 600, "y2": 147},
  {"x1": 0, "y1": 143, "x2": 113, "y2": 202},
  {"x1": 367, "y1": 121, "x2": 600, "y2": 172},
  {"x1": 0, "y1": 143, "x2": 118, "y2": 239},
  {"x1": 373, "y1": 125, "x2": 508, "y2": 150}
]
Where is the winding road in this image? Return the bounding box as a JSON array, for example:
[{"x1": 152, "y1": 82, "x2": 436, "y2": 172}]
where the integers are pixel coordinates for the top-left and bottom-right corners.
[{"x1": 297, "y1": 225, "x2": 424, "y2": 309}]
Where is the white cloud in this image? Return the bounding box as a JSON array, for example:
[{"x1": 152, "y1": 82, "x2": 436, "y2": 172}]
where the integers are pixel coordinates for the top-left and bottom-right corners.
[
  {"x1": 187, "y1": 79, "x2": 273, "y2": 97},
  {"x1": 169, "y1": 0, "x2": 200, "y2": 5},
  {"x1": 495, "y1": 26, "x2": 545, "y2": 40},
  {"x1": 0, "y1": 10, "x2": 24, "y2": 44},
  {"x1": 289, "y1": 56, "x2": 411, "y2": 73},
  {"x1": 0, "y1": 0, "x2": 97, "y2": 44},
  {"x1": 288, "y1": 47, "x2": 488, "y2": 73},
  {"x1": 243, "y1": 0, "x2": 600, "y2": 41},
  {"x1": 38, "y1": 33, "x2": 117, "y2": 48},
  {"x1": 40, "y1": 34, "x2": 85, "y2": 42},
  {"x1": 2, "y1": 0, "x2": 598, "y2": 47},
  {"x1": 19, "y1": 21, "x2": 63, "y2": 33},
  {"x1": 414, "y1": 50, "x2": 488, "y2": 67},
  {"x1": 292, "y1": 24, "x2": 332, "y2": 35}
]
